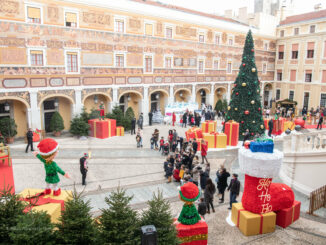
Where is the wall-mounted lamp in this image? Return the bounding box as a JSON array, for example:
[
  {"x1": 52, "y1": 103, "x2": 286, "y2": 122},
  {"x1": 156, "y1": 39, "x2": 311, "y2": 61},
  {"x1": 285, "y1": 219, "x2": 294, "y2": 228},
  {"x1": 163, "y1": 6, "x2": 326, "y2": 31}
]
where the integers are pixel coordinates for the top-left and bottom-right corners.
[
  {"x1": 200, "y1": 90, "x2": 204, "y2": 96},
  {"x1": 4, "y1": 101, "x2": 10, "y2": 112},
  {"x1": 94, "y1": 95, "x2": 98, "y2": 104},
  {"x1": 127, "y1": 94, "x2": 131, "y2": 102},
  {"x1": 179, "y1": 92, "x2": 183, "y2": 97},
  {"x1": 155, "y1": 93, "x2": 160, "y2": 99},
  {"x1": 217, "y1": 89, "x2": 221, "y2": 94},
  {"x1": 54, "y1": 98, "x2": 59, "y2": 108}
]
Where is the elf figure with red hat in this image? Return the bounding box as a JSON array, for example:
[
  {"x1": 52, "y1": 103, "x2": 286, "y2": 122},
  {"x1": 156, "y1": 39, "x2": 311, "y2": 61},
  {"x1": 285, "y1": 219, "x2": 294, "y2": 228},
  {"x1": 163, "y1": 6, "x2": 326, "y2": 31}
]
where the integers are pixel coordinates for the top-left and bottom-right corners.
[{"x1": 33, "y1": 138, "x2": 70, "y2": 196}]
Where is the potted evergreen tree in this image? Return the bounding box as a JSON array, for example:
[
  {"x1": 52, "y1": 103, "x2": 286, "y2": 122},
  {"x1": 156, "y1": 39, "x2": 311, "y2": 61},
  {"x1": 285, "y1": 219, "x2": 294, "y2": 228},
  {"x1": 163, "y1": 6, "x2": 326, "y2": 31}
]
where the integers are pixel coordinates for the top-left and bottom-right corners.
[
  {"x1": 70, "y1": 116, "x2": 90, "y2": 138},
  {"x1": 50, "y1": 111, "x2": 64, "y2": 137},
  {"x1": 0, "y1": 117, "x2": 17, "y2": 144}
]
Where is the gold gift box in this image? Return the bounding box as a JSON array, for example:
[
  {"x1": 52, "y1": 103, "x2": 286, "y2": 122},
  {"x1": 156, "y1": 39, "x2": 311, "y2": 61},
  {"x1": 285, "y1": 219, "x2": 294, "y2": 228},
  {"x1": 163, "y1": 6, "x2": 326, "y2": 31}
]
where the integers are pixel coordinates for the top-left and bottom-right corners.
[{"x1": 202, "y1": 133, "x2": 227, "y2": 148}]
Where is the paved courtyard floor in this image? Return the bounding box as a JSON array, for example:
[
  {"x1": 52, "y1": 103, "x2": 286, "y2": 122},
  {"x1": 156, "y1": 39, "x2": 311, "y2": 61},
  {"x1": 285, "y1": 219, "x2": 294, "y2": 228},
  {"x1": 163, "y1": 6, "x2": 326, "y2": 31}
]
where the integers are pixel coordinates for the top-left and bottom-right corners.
[{"x1": 9, "y1": 123, "x2": 326, "y2": 244}]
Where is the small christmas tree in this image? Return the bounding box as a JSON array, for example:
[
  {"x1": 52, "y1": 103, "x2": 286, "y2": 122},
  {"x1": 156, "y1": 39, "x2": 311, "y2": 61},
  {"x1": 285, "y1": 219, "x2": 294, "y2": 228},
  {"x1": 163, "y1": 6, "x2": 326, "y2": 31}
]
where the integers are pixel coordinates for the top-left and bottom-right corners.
[
  {"x1": 99, "y1": 187, "x2": 139, "y2": 244},
  {"x1": 56, "y1": 191, "x2": 98, "y2": 245},
  {"x1": 140, "y1": 191, "x2": 179, "y2": 244},
  {"x1": 225, "y1": 30, "x2": 265, "y2": 139},
  {"x1": 50, "y1": 111, "x2": 64, "y2": 133},
  {"x1": 70, "y1": 116, "x2": 90, "y2": 137}
]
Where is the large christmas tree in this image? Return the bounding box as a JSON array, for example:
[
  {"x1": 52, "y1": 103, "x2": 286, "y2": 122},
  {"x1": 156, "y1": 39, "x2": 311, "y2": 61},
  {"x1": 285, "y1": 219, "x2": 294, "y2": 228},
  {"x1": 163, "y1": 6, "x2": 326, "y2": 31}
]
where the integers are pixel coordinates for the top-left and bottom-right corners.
[{"x1": 225, "y1": 30, "x2": 265, "y2": 139}]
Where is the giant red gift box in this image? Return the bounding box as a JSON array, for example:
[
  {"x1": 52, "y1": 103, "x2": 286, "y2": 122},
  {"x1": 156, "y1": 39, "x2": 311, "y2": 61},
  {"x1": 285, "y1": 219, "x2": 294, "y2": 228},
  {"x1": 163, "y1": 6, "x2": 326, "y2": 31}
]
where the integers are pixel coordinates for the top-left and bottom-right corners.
[
  {"x1": 186, "y1": 127, "x2": 203, "y2": 141},
  {"x1": 0, "y1": 158, "x2": 14, "y2": 194},
  {"x1": 272, "y1": 118, "x2": 285, "y2": 135},
  {"x1": 224, "y1": 121, "x2": 239, "y2": 146},
  {"x1": 175, "y1": 219, "x2": 208, "y2": 245},
  {"x1": 275, "y1": 200, "x2": 301, "y2": 228},
  {"x1": 88, "y1": 119, "x2": 116, "y2": 139}
]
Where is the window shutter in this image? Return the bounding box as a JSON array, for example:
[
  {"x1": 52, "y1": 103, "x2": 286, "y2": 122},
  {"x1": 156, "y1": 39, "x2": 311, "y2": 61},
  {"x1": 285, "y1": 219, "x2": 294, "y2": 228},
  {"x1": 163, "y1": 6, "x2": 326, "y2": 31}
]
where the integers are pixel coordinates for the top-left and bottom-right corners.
[
  {"x1": 290, "y1": 70, "x2": 296, "y2": 81},
  {"x1": 28, "y1": 7, "x2": 41, "y2": 19},
  {"x1": 307, "y1": 42, "x2": 315, "y2": 50},
  {"x1": 292, "y1": 44, "x2": 298, "y2": 51},
  {"x1": 66, "y1": 12, "x2": 77, "y2": 23}
]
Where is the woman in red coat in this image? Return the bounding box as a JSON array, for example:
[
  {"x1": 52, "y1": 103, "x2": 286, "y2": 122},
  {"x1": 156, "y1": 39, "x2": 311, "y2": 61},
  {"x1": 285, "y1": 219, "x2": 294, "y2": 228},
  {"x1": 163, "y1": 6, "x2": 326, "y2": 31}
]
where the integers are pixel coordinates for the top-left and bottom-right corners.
[
  {"x1": 172, "y1": 112, "x2": 176, "y2": 126},
  {"x1": 201, "y1": 139, "x2": 209, "y2": 164}
]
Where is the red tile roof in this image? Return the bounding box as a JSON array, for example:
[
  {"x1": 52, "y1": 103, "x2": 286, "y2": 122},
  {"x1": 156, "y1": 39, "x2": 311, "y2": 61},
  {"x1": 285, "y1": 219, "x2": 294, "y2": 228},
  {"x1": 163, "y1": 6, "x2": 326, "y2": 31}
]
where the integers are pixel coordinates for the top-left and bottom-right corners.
[
  {"x1": 280, "y1": 9, "x2": 326, "y2": 25},
  {"x1": 131, "y1": 0, "x2": 247, "y2": 26}
]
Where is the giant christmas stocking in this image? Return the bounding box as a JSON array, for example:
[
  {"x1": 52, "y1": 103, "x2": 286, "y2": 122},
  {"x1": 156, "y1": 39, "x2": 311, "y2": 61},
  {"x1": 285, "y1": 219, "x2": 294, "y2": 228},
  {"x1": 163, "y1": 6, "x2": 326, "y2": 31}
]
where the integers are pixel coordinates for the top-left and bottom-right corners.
[{"x1": 239, "y1": 148, "x2": 294, "y2": 214}]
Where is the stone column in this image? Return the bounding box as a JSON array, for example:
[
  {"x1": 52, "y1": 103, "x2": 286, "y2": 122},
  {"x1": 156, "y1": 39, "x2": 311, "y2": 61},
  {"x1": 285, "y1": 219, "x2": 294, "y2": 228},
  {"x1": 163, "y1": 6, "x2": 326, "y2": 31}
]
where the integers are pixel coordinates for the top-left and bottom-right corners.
[
  {"x1": 142, "y1": 86, "x2": 149, "y2": 126},
  {"x1": 227, "y1": 83, "x2": 231, "y2": 102},
  {"x1": 74, "y1": 89, "x2": 82, "y2": 116},
  {"x1": 209, "y1": 84, "x2": 214, "y2": 106},
  {"x1": 169, "y1": 85, "x2": 174, "y2": 104},
  {"x1": 191, "y1": 84, "x2": 196, "y2": 103},
  {"x1": 29, "y1": 91, "x2": 41, "y2": 130},
  {"x1": 112, "y1": 87, "x2": 118, "y2": 108}
]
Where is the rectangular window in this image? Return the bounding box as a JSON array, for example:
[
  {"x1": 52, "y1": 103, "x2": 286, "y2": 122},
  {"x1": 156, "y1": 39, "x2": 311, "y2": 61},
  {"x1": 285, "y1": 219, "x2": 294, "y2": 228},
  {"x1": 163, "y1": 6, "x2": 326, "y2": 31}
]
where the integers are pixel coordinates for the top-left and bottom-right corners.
[
  {"x1": 215, "y1": 34, "x2": 220, "y2": 45},
  {"x1": 307, "y1": 42, "x2": 314, "y2": 58},
  {"x1": 264, "y1": 43, "x2": 268, "y2": 51},
  {"x1": 320, "y1": 94, "x2": 326, "y2": 107},
  {"x1": 278, "y1": 45, "x2": 284, "y2": 59},
  {"x1": 165, "y1": 27, "x2": 172, "y2": 38},
  {"x1": 65, "y1": 12, "x2": 77, "y2": 27},
  {"x1": 305, "y1": 70, "x2": 312, "y2": 82},
  {"x1": 66, "y1": 52, "x2": 78, "y2": 73},
  {"x1": 228, "y1": 38, "x2": 233, "y2": 46},
  {"x1": 198, "y1": 60, "x2": 204, "y2": 73},
  {"x1": 27, "y1": 6, "x2": 41, "y2": 23},
  {"x1": 280, "y1": 30, "x2": 284, "y2": 37},
  {"x1": 289, "y1": 91, "x2": 294, "y2": 101},
  {"x1": 277, "y1": 70, "x2": 282, "y2": 81},
  {"x1": 322, "y1": 70, "x2": 326, "y2": 83},
  {"x1": 262, "y1": 63, "x2": 267, "y2": 74},
  {"x1": 145, "y1": 23, "x2": 153, "y2": 36},
  {"x1": 304, "y1": 92, "x2": 309, "y2": 108},
  {"x1": 30, "y1": 50, "x2": 43, "y2": 66},
  {"x1": 291, "y1": 43, "x2": 298, "y2": 59},
  {"x1": 290, "y1": 70, "x2": 296, "y2": 82},
  {"x1": 310, "y1": 25, "x2": 315, "y2": 33},
  {"x1": 174, "y1": 58, "x2": 183, "y2": 66},
  {"x1": 276, "y1": 89, "x2": 281, "y2": 100},
  {"x1": 165, "y1": 57, "x2": 172, "y2": 68},
  {"x1": 294, "y1": 28, "x2": 299, "y2": 35},
  {"x1": 115, "y1": 54, "x2": 124, "y2": 67},
  {"x1": 213, "y1": 60, "x2": 219, "y2": 70},
  {"x1": 199, "y1": 34, "x2": 205, "y2": 43},
  {"x1": 227, "y1": 62, "x2": 232, "y2": 74},
  {"x1": 115, "y1": 19, "x2": 124, "y2": 33},
  {"x1": 145, "y1": 56, "x2": 152, "y2": 73}
]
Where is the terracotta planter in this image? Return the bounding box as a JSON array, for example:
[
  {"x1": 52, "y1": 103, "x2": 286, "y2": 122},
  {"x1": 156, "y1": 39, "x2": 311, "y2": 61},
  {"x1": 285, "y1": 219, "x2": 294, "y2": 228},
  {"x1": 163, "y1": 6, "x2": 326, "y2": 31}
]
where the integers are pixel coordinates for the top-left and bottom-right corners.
[
  {"x1": 53, "y1": 131, "x2": 61, "y2": 137},
  {"x1": 6, "y1": 137, "x2": 14, "y2": 144}
]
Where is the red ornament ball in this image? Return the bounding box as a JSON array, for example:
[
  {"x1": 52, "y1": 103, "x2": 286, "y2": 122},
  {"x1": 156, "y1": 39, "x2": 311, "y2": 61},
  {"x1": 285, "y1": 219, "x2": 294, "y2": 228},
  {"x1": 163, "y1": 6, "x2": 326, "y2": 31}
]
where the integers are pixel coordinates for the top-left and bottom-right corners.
[
  {"x1": 234, "y1": 84, "x2": 237, "y2": 87},
  {"x1": 258, "y1": 108, "x2": 261, "y2": 111},
  {"x1": 236, "y1": 92, "x2": 239, "y2": 95},
  {"x1": 241, "y1": 121, "x2": 244, "y2": 124},
  {"x1": 244, "y1": 141, "x2": 250, "y2": 149},
  {"x1": 242, "y1": 63, "x2": 246, "y2": 67},
  {"x1": 294, "y1": 118, "x2": 305, "y2": 128},
  {"x1": 244, "y1": 110, "x2": 249, "y2": 115},
  {"x1": 251, "y1": 132, "x2": 254, "y2": 136},
  {"x1": 222, "y1": 122, "x2": 225, "y2": 125},
  {"x1": 251, "y1": 49, "x2": 254, "y2": 52}
]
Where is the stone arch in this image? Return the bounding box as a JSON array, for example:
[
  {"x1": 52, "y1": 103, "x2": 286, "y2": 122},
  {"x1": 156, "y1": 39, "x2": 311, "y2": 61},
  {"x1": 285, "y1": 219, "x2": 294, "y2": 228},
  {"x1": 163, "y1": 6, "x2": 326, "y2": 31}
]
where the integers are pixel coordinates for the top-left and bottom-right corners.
[
  {"x1": 149, "y1": 89, "x2": 169, "y2": 114},
  {"x1": 118, "y1": 90, "x2": 143, "y2": 100},
  {"x1": 0, "y1": 96, "x2": 30, "y2": 108},
  {"x1": 196, "y1": 87, "x2": 210, "y2": 106},
  {"x1": 118, "y1": 90, "x2": 143, "y2": 118},
  {"x1": 174, "y1": 88, "x2": 192, "y2": 102},
  {"x1": 214, "y1": 86, "x2": 227, "y2": 107},
  {"x1": 38, "y1": 93, "x2": 74, "y2": 108},
  {"x1": 82, "y1": 92, "x2": 112, "y2": 104},
  {"x1": 83, "y1": 92, "x2": 112, "y2": 114}
]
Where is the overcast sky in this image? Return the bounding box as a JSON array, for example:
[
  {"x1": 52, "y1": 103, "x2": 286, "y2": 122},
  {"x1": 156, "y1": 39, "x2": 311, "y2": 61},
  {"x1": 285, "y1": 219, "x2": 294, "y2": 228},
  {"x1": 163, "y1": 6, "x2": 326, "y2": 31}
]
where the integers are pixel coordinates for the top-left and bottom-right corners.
[{"x1": 157, "y1": 0, "x2": 324, "y2": 15}]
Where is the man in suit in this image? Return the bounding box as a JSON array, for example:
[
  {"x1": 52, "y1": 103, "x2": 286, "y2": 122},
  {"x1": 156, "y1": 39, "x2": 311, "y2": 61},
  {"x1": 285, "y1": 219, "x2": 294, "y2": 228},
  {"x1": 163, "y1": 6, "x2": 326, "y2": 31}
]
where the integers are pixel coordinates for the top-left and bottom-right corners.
[
  {"x1": 148, "y1": 111, "x2": 153, "y2": 126},
  {"x1": 25, "y1": 128, "x2": 34, "y2": 153},
  {"x1": 131, "y1": 117, "x2": 136, "y2": 135},
  {"x1": 268, "y1": 118, "x2": 274, "y2": 137}
]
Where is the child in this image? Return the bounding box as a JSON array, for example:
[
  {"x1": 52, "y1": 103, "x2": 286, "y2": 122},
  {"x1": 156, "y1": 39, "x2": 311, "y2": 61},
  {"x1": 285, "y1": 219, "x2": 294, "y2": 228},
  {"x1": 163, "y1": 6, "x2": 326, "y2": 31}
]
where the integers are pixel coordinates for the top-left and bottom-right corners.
[
  {"x1": 197, "y1": 197, "x2": 207, "y2": 219},
  {"x1": 166, "y1": 163, "x2": 173, "y2": 183},
  {"x1": 150, "y1": 134, "x2": 155, "y2": 150},
  {"x1": 179, "y1": 165, "x2": 185, "y2": 180},
  {"x1": 159, "y1": 137, "x2": 164, "y2": 152},
  {"x1": 163, "y1": 157, "x2": 169, "y2": 178},
  {"x1": 227, "y1": 173, "x2": 240, "y2": 210}
]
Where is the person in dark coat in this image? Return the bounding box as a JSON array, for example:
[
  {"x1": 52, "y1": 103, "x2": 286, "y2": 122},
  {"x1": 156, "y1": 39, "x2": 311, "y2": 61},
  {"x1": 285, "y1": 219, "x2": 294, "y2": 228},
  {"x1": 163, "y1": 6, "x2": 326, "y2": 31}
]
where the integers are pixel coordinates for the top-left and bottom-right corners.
[
  {"x1": 177, "y1": 136, "x2": 184, "y2": 150},
  {"x1": 227, "y1": 173, "x2": 240, "y2": 209},
  {"x1": 166, "y1": 163, "x2": 173, "y2": 183},
  {"x1": 25, "y1": 128, "x2": 34, "y2": 153},
  {"x1": 268, "y1": 118, "x2": 274, "y2": 137},
  {"x1": 242, "y1": 129, "x2": 250, "y2": 145},
  {"x1": 131, "y1": 118, "x2": 136, "y2": 135},
  {"x1": 205, "y1": 110, "x2": 211, "y2": 121},
  {"x1": 195, "y1": 113, "x2": 201, "y2": 127},
  {"x1": 80, "y1": 153, "x2": 89, "y2": 185},
  {"x1": 182, "y1": 112, "x2": 188, "y2": 128},
  {"x1": 317, "y1": 116, "x2": 324, "y2": 130},
  {"x1": 148, "y1": 111, "x2": 153, "y2": 126},
  {"x1": 192, "y1": 139, "x2": 198, "y2": 153},
  {"x1": 204, "y1": 178, "x2": 216, "y2": 213},
  {"x1": 200, "y1": 169, "x2": 209, "y2": 191},
  {"x1": 217, "y1": 167, "x2": 230, "y2": 203},
  {"x1": 138, "y1": 113, "x2": 144, "y2": 129},
  {"x1": 197, "y1": 197, "x2": 207, "y2": 219}
]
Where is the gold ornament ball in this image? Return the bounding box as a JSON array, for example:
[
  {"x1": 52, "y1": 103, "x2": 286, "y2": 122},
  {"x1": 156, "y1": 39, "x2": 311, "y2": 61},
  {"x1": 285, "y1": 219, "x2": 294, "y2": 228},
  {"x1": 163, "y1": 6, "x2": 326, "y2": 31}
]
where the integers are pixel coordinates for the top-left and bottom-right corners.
[
  {"x1": 251, "y1": 100, "x2": 255, "y2": 104},
  {"x1": 252, "y1": 68, "x2": 256, "y2": 72},
  {"x1": 257, "y1": 89, "x2": 260, "y2": 93},
  {"x1": 242, "y1": 133, "x2": 245, "y2": 136},
  {"x1": 260, "y1": 125, "x2": 264, "y2": 129},
  {"x1": 252, "y1": 121, "x2": 255, "y2": 123},
  {"x1": 242, "y1": 82, "x2": 247, "y2": 87},
  {"x1": 228, "y1": 106, "x2": 231, "y2": 110},
  {"x1": 234, "y1": 108, "x2": 238, "y2": 111}
]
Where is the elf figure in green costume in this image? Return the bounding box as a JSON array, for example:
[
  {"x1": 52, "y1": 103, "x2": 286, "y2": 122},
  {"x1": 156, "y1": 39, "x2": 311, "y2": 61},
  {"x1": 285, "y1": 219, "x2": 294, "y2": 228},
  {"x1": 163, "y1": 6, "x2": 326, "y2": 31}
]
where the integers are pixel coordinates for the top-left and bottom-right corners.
[
  {"x1": 99, "y1": 101, "x2": 105, "y2": 120},
  {"x1": 33, "y1": 138, "x2": 70, "y2": 196},
  {"x1": 176, "y1": 182, "x2": 202, "y2": 225}
]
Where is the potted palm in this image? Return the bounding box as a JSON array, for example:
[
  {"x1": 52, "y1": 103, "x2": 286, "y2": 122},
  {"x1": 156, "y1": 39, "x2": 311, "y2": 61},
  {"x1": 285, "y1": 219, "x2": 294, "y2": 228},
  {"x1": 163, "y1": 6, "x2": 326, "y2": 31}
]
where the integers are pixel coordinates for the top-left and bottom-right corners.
[
  {"x1": 0, "y1": 117, "x2": 17, "y2": 144},
  {"x1": 50, "y1": 111, "x2": 64, "y2": 137}
]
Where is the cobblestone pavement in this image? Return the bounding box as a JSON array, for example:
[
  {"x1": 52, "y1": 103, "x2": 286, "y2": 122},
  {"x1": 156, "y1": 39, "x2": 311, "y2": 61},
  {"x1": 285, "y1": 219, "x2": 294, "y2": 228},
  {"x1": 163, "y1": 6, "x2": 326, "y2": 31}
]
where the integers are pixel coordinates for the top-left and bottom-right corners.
[{"x1": 9, "y1": 122, "x2": 326, "y2": 244}]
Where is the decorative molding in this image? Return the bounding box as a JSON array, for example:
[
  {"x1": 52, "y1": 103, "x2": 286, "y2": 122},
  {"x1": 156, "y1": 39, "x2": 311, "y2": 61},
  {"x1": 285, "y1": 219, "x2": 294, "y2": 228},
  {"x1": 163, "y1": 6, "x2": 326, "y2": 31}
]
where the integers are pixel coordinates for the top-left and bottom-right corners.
[
  {"x1": 0, "y1": 91, "x2": 30, "y2": 107},
  {"x1": 118, "y1": 86, "x2": 143, "y2": 98},
  {"x1": 81, "y1": 88, "x2": 112, "y2": 102},
  {"x1": 173, "y1": 85, "x2": 192, "y2": 94},
  {"x1": 37, "y1": 89, "x2": 75, "y2": 105},
  {"x1": 148, "y1": 85, "x2": 169, "y2": 95}
]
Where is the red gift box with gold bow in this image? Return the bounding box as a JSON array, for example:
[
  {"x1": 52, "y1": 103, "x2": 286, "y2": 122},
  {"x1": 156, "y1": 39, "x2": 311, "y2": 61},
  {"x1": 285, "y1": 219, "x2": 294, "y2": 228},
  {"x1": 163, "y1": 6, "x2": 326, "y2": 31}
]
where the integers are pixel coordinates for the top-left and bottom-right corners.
[
  {"x1": 224, "y1": 121, "x2": 239, "y2": 146},
  {"x1": 175, "y1": 218, "x2": 208, "y2": 245},
  {"x1": 275, "y1": 200, "x2": 301, "y2": 228}
]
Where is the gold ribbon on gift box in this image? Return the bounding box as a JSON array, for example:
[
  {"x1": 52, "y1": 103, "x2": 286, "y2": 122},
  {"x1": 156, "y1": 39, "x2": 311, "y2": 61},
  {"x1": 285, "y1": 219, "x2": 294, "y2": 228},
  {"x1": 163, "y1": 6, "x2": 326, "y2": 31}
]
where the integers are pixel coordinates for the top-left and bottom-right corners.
[
  {"x1": 93, "y1": 120, "x2": 97, "y2": 137},
  {"x1": 179, "y1": 233, "x2": 208, "y2": 243},
  {"x1": 107, "y1": 119, "x2": 111, "y2": 137}
]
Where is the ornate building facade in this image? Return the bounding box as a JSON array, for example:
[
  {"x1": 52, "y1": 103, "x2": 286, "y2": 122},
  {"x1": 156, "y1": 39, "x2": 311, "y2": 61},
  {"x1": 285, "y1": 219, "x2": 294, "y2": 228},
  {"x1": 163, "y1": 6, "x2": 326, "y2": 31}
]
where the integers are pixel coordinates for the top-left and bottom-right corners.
[{"x1": 0, "y1": 0, "x2": 276, "y2": 136}]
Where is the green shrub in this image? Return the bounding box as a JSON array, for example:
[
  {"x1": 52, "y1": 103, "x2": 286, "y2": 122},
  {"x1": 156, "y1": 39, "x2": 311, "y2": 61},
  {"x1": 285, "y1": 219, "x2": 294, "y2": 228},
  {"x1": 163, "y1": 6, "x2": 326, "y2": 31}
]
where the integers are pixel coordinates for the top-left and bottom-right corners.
[
  {"x1": 89, "y1": 108, "x2": 100, "y2": 119},
  {"x1": 80, "y1": 107, "x2": 90, "y2": 123},
  {"x1": 70, "y1": 116, "x2": 90, "y2": 136},
  {"x1": 9, "y1": 211, "x2": 55, "y2": 245},
  {"x1": 0, "y1": 117, "x2": 17, "y2": 137},
  {"x1": 55, "y1": 191, "x2": 98, "y2": 245},
  {"x1": 50, "y1": 111, "x2": 64, "y2": 132},
  {"x1": 215, "y1": 99, "x2": 223, "y2": 113}
]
